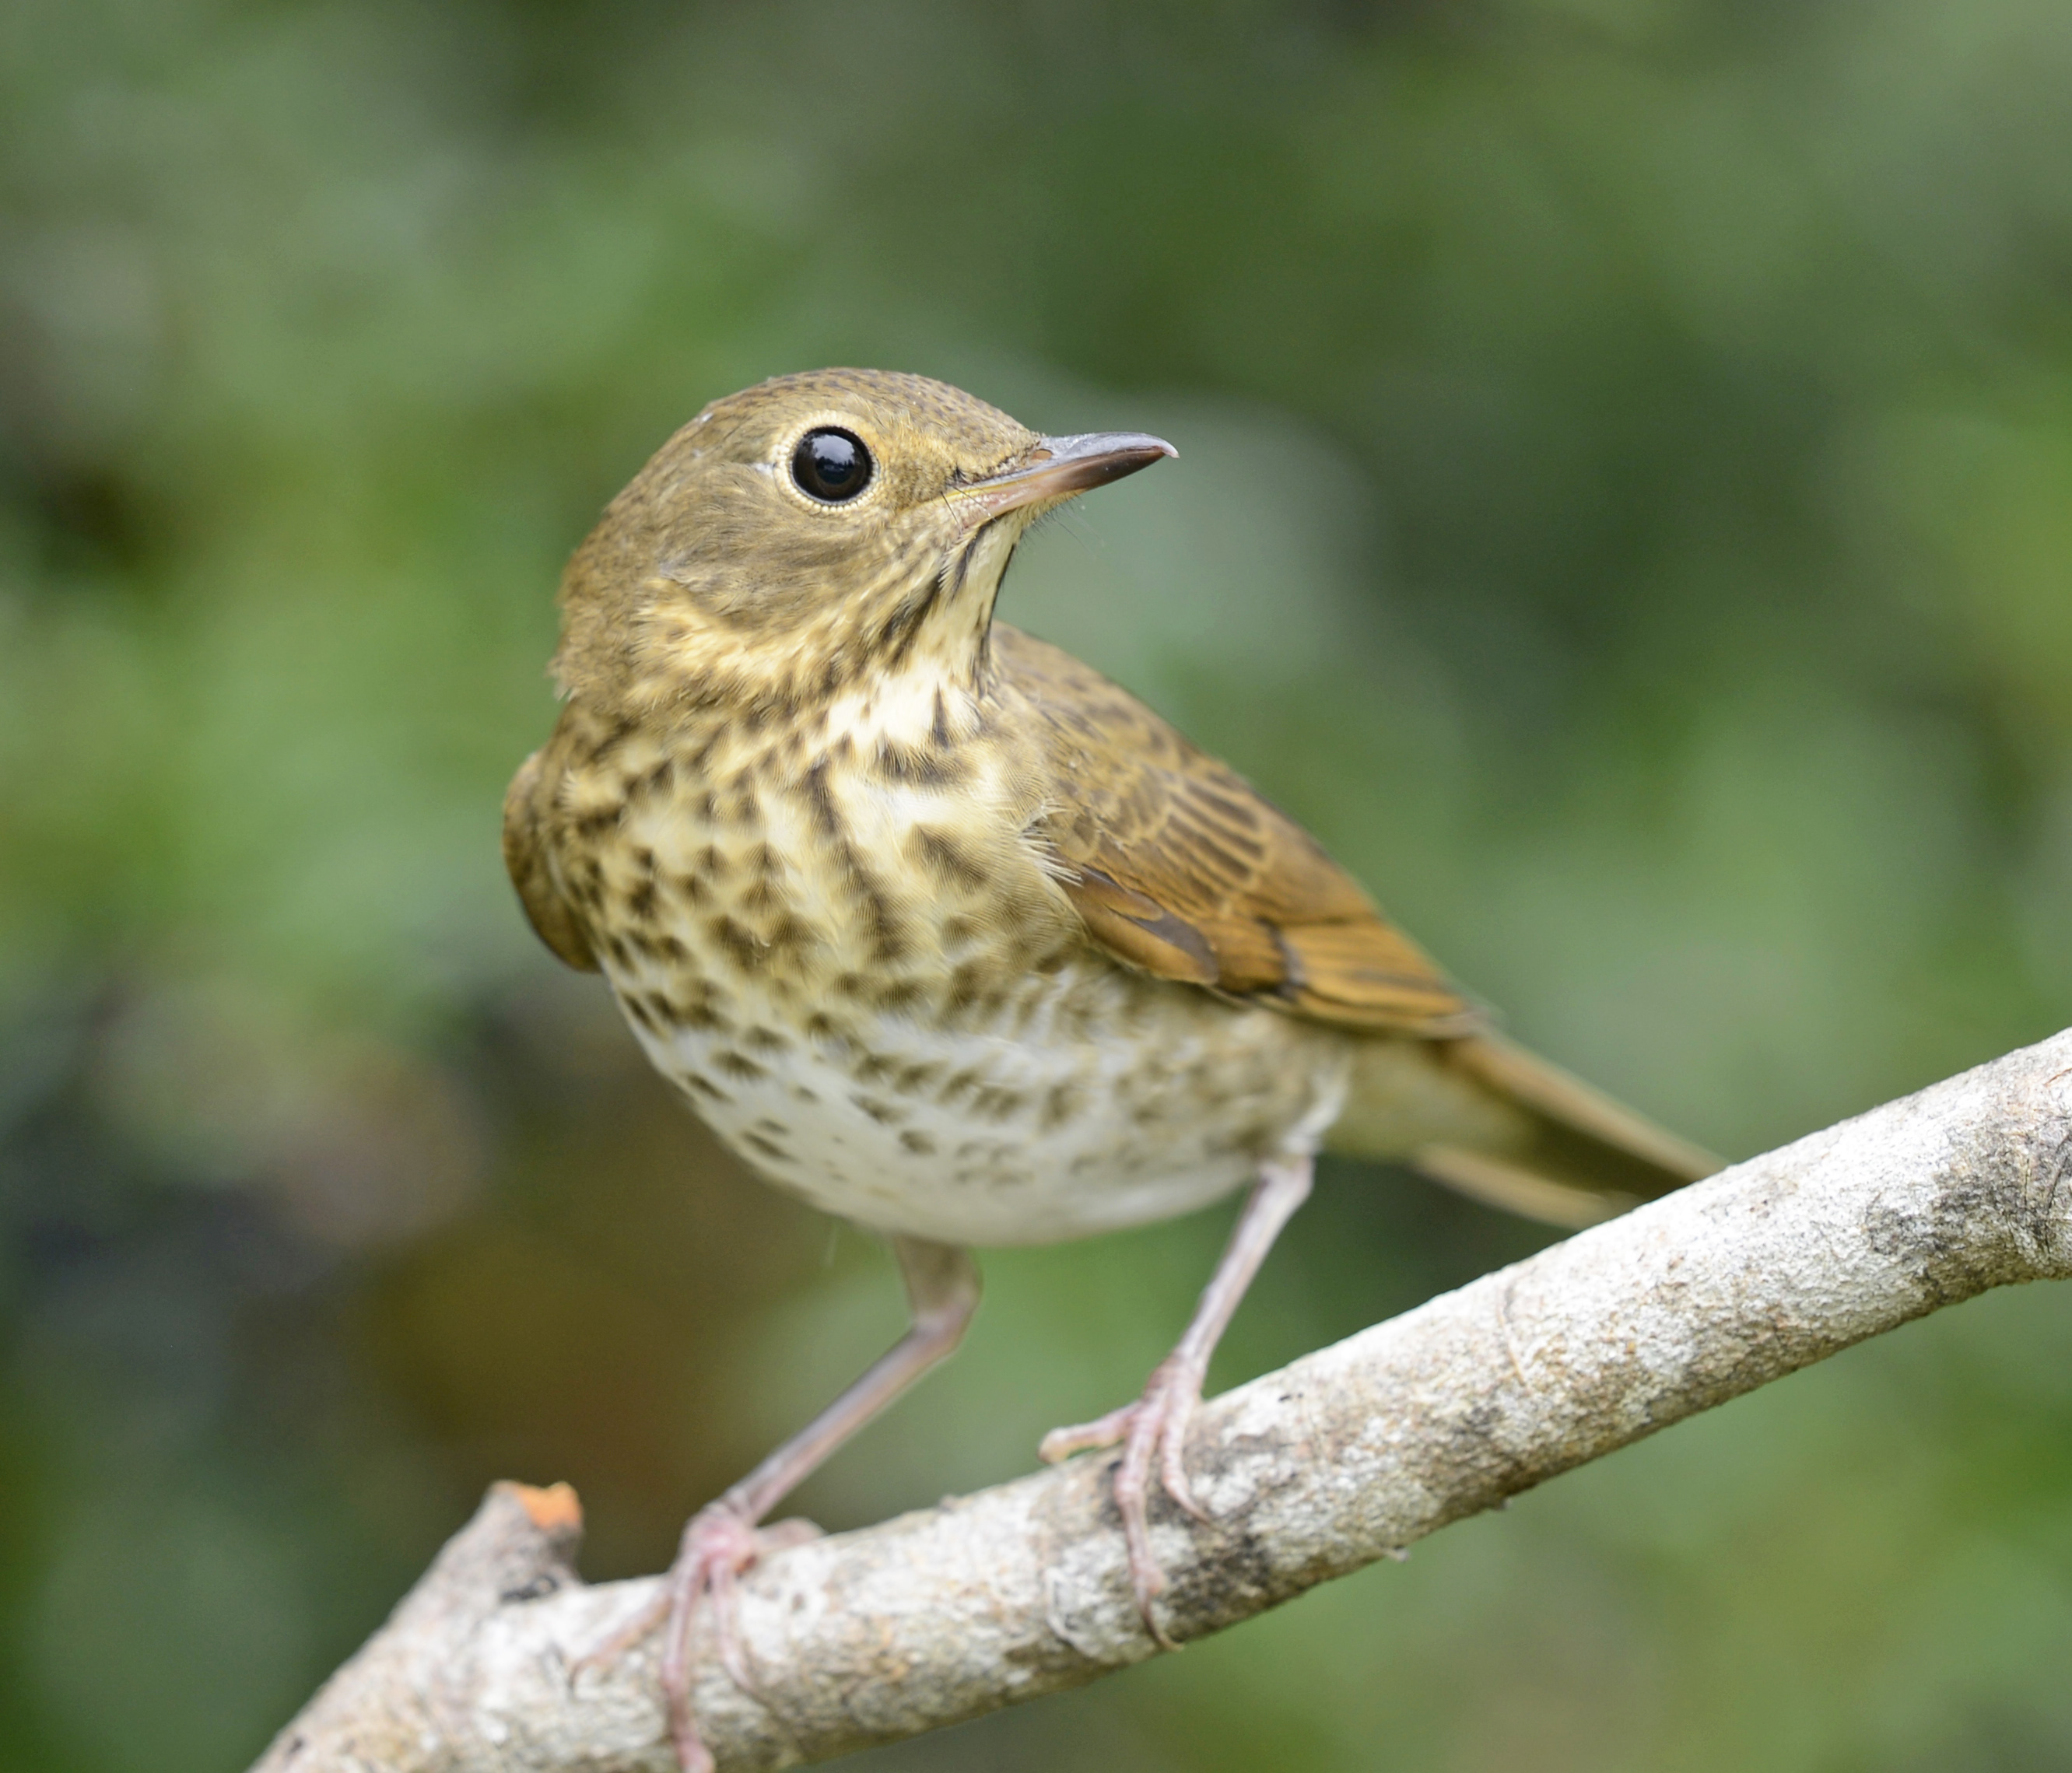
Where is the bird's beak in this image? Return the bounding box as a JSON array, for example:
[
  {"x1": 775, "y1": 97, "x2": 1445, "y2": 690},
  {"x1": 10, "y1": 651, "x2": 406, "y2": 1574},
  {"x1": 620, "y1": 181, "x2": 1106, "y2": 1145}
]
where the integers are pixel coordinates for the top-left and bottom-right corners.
[{"x1": 962, "y1": 431, "x2": 1177, "y2": 521}]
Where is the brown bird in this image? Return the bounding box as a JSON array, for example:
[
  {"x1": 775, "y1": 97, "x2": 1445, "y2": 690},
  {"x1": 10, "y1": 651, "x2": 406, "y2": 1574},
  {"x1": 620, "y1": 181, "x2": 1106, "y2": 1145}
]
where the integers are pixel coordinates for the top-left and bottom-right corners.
[{"x1": 504, "y1": 368, "x2": 1716, "y2": 1768}]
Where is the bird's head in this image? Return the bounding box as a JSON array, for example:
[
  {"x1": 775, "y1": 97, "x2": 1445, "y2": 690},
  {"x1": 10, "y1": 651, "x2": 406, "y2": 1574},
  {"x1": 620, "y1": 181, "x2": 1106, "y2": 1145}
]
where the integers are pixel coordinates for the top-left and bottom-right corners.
[{"x1": 553, "y1": 368, "x2": 1173, "y2": 715}]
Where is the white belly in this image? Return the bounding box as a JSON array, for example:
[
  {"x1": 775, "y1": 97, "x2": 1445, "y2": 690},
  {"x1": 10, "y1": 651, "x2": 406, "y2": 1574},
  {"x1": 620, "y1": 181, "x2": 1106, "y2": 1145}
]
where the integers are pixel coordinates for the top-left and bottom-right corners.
[{"x1": 608, "y1": 953, "x2": 1350, "y2": 1247}]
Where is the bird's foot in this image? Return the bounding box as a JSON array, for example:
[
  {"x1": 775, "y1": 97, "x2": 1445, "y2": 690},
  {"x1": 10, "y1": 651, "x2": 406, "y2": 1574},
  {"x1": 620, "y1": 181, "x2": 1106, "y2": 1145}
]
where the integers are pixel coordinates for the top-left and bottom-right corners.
[
  {"x1": 1040, "y1": 1351, "x2": 1211, "y2": 1650},
  {"x1": 580, "y1": 1503, "x2": 820, "y2": 1773}
]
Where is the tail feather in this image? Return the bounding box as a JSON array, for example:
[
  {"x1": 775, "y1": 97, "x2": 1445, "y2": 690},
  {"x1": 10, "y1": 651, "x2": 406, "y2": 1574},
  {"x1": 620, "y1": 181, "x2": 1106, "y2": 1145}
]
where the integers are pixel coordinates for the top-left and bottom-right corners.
[{"x1": 1327, "y1": 1032, "x2": 1722, "y2": 1231}]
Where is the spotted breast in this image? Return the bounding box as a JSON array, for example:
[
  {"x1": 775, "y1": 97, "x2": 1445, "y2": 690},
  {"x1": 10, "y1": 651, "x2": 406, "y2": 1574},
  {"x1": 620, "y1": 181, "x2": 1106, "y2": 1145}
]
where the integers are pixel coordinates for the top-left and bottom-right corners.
[{"x1": 536, "y1": 627, "x2": 1355, "y2": 1249}]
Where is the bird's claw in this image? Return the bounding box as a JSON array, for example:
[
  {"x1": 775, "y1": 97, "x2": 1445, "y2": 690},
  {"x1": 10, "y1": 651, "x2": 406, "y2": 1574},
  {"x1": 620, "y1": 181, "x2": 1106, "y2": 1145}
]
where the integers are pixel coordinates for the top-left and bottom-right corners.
[
  {"x1": 576, "y1": 1505, "x2": 820, "y2": 1773},
  {"x1": 1040, "y1": 1351, "x2": 1211, "y2": 1650}
]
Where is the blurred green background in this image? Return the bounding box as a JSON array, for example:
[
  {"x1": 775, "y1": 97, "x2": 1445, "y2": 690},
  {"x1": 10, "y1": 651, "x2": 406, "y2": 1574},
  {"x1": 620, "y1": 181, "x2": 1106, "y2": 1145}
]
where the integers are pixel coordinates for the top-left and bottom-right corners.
[{"x1": 4, "y1": 2, "x2": 2071, "y2": 1768}]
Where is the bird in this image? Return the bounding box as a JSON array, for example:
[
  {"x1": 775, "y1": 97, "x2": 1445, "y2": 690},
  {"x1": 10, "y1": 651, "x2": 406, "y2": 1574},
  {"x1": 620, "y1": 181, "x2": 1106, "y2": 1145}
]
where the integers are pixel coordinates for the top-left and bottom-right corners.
[{"x1": 503, "y1": 368, "x2": 1717, "y2": 1769}]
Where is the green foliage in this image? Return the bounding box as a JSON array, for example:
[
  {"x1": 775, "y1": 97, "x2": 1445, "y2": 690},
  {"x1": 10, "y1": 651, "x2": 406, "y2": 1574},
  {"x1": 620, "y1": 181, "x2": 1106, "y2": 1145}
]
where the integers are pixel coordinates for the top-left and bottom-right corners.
[{"x1": 2, "y1": 2, "x2": 2070, "y2": 1767}]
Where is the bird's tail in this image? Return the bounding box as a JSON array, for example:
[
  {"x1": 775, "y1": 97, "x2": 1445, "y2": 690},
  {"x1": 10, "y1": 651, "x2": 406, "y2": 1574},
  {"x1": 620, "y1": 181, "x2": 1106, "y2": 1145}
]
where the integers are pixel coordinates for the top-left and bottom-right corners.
[{"x1": 1326, "y1": 1031, "x2": 1721, "y2": 1229}]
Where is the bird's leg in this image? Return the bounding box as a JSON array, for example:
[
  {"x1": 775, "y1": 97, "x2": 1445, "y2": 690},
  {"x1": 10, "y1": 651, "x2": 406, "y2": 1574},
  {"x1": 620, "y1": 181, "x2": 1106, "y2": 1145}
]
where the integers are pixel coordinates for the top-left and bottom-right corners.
[
  {"x1": 1040, "y1": 1153, "x2": 1313, "y2": 1650},
  {"x1": 595, "y1": 1236, "x2": 980, "y2": 1773}
]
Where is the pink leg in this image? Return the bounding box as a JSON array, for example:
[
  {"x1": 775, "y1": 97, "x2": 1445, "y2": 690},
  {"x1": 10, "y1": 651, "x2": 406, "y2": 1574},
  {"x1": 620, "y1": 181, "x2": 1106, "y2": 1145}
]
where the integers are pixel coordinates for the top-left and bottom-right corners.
[
  {"x1": 598, "y1": 1237, "x2": 980, "y2": 1772},
  {"x1": 1040, "y1": 1154, "x2": 1313, "y2": 1649}
]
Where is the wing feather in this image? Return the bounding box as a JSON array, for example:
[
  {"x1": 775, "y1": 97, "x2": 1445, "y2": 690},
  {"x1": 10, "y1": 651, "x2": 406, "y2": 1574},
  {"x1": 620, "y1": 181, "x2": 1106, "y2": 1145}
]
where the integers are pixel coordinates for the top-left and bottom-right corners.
[
  {"x1": 503, "y1": 747, "x2": 599, "y2": 972},
  {"x1": 994, "y1": 625, "x2": 1474, "y2": 1035}
]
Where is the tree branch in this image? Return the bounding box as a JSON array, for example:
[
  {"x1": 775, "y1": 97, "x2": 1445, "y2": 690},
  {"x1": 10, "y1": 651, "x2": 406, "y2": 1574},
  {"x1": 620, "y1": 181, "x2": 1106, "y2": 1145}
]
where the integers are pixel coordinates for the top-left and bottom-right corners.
[{"x1": 254, "y1": 1029, "x2": 2072, "y2": 1772}]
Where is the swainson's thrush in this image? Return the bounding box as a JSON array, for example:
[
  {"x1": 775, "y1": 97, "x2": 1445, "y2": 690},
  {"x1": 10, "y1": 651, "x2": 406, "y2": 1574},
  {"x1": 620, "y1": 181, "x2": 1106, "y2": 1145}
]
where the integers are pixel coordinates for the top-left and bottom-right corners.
[{"x1": 505, "y1": 370, "x2": 1716, "y2": 1768}]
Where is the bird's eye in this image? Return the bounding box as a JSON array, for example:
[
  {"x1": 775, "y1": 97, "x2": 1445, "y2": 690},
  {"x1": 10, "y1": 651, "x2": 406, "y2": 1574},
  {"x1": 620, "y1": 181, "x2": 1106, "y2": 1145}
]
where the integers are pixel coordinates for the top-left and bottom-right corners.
[{"x1": 791, "y1": 428, "x2": 873, "y2": 503}]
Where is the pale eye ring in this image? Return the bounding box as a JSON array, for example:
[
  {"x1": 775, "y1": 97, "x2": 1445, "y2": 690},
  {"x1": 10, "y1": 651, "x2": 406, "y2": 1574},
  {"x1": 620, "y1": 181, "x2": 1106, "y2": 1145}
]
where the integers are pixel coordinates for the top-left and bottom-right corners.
[{"x1": 791, "y1": 428, "x2": 873, "y2": 503}]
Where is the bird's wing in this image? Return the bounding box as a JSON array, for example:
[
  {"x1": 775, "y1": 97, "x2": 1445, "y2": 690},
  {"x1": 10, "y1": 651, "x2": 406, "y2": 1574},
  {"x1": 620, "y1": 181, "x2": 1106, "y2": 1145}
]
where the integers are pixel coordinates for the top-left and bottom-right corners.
[
  {"x1": 994, "y1": 625, "x2": 1474, "y2": 1035},
  {"x1": 503, "y1": 747, "x2": 599, "y2": 972}
]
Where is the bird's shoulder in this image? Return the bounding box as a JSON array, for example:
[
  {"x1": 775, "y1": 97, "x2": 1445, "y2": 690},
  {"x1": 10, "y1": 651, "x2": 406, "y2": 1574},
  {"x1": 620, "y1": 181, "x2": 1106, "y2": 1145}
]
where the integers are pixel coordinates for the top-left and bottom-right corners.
[
  {"x1": 503, "y1": 738, "x2": 601, "y2": 972},
  {"x1": 988, "y1": 624, "x2": 1474, "y2": 1035}
]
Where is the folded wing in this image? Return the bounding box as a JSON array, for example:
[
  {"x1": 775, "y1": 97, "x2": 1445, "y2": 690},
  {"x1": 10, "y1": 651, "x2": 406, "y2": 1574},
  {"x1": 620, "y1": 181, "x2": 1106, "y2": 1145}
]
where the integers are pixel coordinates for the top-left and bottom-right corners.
[
  {"x1": 994, "y1": 624, "x2": 1719, "y2": 1218},
  {"x1": 996, "y1": 625, "x2": 1474, "y2": 1034}
]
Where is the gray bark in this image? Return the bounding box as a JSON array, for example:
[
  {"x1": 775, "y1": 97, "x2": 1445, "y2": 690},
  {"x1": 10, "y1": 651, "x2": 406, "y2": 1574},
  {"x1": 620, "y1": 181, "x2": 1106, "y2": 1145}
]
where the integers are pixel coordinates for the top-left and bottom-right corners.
[{"x1": 253, "y1": 1028, "x2": 2072, "y2": 1772}]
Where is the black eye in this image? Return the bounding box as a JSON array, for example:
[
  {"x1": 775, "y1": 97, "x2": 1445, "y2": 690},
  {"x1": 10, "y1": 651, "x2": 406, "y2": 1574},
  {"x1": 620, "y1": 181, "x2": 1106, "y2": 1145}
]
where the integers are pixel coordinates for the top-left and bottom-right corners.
[{"x1": 791, "y1": 427, "x2": 873, "y2": 503}]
